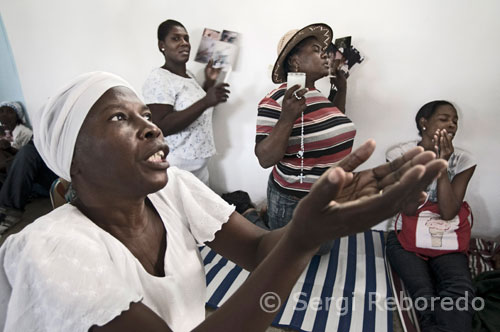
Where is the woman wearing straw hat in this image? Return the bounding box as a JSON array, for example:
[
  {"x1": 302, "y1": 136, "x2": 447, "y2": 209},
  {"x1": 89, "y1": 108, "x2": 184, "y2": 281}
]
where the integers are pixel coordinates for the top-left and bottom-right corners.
[
  {"x1": 255, "y1": 24, "x2": 356, "y2": 254},
  {"x1": 0, "y1": 71, "x2": 445, "y2": 331}
]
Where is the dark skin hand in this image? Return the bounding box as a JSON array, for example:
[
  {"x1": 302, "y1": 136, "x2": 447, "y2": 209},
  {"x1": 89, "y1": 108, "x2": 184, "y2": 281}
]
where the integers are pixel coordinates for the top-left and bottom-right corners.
[
  {"x1": 148, "y1": 82, "x2": 229, "y2": 136},
  {"x1": 203, "y1": 59, "x2": 222, "y2": 91},
  {"x1": 328, "y1": 68, "x2": 347, "y2": 113},
  {"x1": 431, "y1": 128, "x2": 476, "y2": 219}
]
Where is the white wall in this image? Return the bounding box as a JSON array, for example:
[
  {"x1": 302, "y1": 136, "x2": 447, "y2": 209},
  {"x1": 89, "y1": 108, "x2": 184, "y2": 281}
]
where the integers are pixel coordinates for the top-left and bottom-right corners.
[{"x1": 1, "y1": 0, "x2": 499, "y2": 239}]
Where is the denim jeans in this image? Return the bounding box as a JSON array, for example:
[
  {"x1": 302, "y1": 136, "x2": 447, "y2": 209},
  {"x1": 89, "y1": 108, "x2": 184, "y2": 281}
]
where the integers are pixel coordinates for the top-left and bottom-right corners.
[
  {"x1": 243, "y1": 209, "x2": 268, "y2": 230},
  {"x1": 266, "y1": 174, "x2": 334, "y2": 255},
  {"x1": 386, "y1": 231, "x2": 475, "y2": 332}
]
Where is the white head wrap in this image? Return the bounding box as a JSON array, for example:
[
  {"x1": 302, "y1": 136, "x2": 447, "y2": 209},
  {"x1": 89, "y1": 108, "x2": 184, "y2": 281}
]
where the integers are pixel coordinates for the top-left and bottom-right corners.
[{"x1": 32, "y1": 71, "x2": 136, "y2": 182}]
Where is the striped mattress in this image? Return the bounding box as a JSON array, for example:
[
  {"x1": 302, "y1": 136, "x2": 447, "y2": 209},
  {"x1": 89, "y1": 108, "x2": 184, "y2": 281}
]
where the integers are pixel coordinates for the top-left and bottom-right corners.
[{"x1": 200, "y1": 230, "x2": 393, "y2": 332}]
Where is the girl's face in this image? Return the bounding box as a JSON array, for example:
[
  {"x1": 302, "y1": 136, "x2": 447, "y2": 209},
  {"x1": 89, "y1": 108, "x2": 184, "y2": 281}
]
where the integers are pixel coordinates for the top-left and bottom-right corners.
[
  {"x1": 159, "y1": 25, "x2": 191, "y2": 64},
  {"x1": 423, "y1": 105, "x2": 459, "y2": 139}
]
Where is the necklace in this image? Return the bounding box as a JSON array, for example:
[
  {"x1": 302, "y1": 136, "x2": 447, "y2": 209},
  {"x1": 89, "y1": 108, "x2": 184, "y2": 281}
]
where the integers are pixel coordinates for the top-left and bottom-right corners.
[{"x1": 297, "y1": 111, "x2": 305, "y2": 183}]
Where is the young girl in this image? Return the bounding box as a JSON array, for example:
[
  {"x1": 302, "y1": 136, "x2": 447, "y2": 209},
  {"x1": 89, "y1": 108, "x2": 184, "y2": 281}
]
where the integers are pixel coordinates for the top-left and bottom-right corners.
[{"x1": 386, "y1": 100, "x2": 476, "y2": 332}]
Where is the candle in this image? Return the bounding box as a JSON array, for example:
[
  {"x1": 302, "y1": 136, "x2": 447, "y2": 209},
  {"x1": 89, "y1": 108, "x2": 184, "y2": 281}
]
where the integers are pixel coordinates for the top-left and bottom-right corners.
[{"x1": 287, "y1": 72, "x2": 306, "y2": 90}]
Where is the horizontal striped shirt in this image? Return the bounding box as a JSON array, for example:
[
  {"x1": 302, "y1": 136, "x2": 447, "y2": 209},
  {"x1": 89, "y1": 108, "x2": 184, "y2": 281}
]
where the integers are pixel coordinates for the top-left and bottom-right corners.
[{"x1": 256, "y1": 84, "x2": 356, "y2": 197}]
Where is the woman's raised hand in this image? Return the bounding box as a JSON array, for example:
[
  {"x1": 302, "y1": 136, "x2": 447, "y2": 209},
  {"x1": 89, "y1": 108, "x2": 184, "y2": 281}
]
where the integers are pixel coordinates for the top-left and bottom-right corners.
[
  {"x1": 204, "y1": 83, "x2": 230, "y2": 107},
  {"x1": 286, "y1": 139, "x2": 447, "y2": 252},
  {"x1": 280, "y1": 85, "x2": 307, "y2": 124},
  {"x1": 329, "y1": 68, "x2": 347, "y2": 91},
  {"x1": 204, "y1": 59, "x2": 222, "y2": 82},
  {"x1": 433, "y1": 129, "x2": 454, "y2": 161}
]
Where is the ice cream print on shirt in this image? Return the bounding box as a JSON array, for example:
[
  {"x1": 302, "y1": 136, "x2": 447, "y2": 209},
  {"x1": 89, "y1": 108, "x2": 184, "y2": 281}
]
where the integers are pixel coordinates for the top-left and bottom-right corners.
[{"x1": 416, "y1": 211, "x2": 460, "y2": 249}]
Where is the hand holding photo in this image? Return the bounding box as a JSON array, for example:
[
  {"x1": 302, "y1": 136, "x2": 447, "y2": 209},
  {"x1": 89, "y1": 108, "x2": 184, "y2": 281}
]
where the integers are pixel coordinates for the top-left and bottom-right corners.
[{"x1": 215, "y1": 65, "x2": 232, "y2": 85}]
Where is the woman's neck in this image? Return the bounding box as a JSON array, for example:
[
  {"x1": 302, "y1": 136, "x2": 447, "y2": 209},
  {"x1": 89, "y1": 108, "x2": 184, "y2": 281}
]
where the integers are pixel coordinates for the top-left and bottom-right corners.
[
  {"x1": 162, "y1": 59, "x2": 188, "y2": 78},
  {"x1": 305, "y1": 76, "x2": 319, "y2": 89},
  {"x1": 74, "y1": 194, "x2": 151, "y2": 239}
]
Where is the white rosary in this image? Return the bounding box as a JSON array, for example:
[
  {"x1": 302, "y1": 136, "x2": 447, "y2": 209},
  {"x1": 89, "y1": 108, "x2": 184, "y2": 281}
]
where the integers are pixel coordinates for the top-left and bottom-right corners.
[{"x1": 297, "y1": 111, "x2": 305, "y2": 183}]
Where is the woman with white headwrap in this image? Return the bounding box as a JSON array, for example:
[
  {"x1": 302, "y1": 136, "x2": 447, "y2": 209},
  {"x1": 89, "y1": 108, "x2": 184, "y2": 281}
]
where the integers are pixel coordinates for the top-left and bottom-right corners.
[{"x1": 0, "y1": 71, "x2": 445, "y2": 332}]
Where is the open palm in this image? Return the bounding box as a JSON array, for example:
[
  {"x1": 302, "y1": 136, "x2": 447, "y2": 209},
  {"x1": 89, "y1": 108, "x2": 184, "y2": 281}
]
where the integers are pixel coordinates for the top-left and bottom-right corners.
[{"x1": 287, "y1": 139, "x2": 446, "y2": 250}]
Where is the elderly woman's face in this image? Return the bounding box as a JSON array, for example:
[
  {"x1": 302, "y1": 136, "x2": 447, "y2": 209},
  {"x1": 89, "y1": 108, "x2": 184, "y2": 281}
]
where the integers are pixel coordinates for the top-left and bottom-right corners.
[
  {"x1": 294, "y1": 37, "x2": 329, "y2": 80},
  {"x1": 71, "y1": 87, "x2": 169, "y2": 197}
]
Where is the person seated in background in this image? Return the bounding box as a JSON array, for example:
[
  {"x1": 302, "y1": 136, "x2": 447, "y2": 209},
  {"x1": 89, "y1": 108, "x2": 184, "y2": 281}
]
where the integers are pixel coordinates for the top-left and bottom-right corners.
[
  {"x1": 0, "y1": 102, "x2": 57, "y2": 235},
  {"x1": 386, "y1": 100, "x2": 477, "y2": 332},
  {"x1": 221, "y1": 190, "x2": 268, "y2": 229},
  {"x1": 143, "y1": 19, "x2": 230, "y2": 185},
  {"x1": 255, "y1": 23, "x2": 354, "y2": 254},
  {"x1": 0, "y1": 141, "x2": 58, "y2": 234},
  {"x1": 0, "y1": 71, "x2": 445, "y2": 331},
  {"x1": 0, "y1": 101, "x2": 32, "y2": 176}
]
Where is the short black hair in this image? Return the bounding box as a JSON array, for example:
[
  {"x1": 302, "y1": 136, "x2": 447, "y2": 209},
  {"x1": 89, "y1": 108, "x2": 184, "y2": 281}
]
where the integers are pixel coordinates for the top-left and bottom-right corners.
[
  {"x1": 157, "y1": 19, "x2": 185, "y2": 41},
  {"x1": 415, "y1": 100, "x2": 455, "y2": 136}
]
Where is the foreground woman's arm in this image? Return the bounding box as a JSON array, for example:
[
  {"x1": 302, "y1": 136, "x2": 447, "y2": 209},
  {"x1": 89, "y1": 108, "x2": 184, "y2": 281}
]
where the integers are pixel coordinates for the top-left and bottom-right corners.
[{"x1": 92, "y1": 141, "x2": 446, "y2": 332}]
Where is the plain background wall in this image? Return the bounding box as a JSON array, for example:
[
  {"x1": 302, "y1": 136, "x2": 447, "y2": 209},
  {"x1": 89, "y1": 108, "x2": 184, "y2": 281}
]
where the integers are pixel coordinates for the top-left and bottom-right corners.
[
  {"x1": 0, "y1": 14, "x2": 25, "y2": 118},
  {"x1": 1, "y1": 0, "x2": 499, "y2": 239}
]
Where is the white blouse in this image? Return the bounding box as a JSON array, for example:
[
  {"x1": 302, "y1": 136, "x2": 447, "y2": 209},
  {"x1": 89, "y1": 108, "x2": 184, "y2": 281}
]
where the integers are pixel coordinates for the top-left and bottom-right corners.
[
  {"x1": 142, "y1": 68, "x2": 216, "y2": 160},
  {"x1": 11, "y1": 123, "x2": 32, "y2": 150},
  {"x1": 0, "y1": 167, "x2": 235, "y2": 332}
]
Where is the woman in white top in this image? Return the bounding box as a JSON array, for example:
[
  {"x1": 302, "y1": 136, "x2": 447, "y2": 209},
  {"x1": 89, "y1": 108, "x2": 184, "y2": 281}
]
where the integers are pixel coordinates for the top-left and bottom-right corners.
[
  {"x1": 0, "y1": 72, "x2": 445, "y2": 332},
  {"x1": 142, "y1": 19, "x2": 230, "y2": 185},
  {"x1": 386, "y1": 100, "x2": 477, "y2": 332}
]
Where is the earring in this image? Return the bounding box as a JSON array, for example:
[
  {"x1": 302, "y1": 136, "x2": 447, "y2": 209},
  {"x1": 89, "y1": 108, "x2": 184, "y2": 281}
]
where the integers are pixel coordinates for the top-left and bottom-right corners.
[
  {"x1": 161, "y1": 48, "x2": 165, "y2": 52},
  {"x1": 295, "y1": 64, "x2": 300, "y2": 72},
  {"x1": 423, "y1": 126, "x2": 426, "y2": 131}
]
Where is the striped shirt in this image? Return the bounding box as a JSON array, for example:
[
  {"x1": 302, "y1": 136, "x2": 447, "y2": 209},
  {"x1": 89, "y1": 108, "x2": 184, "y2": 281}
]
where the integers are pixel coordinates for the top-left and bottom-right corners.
[{"x1": 256, "y1": 84, "x2": 356, "y2": 198}]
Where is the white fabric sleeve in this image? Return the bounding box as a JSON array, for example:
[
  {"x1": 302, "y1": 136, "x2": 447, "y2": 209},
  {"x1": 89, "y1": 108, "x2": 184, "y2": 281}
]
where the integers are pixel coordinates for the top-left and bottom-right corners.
[
  {"x1": 385, "y1": 144, "x2": 405, "y2": 162},
  {"x1": 453, "y1": 149, "x2": 477, "y2": 175},
  {"x1": 169, "y1": 168, "x2": 235, "y2": 244},
  {"x1": 11, "y1": 125, "x2": 33, "y2": 150},
  {"x1": 142, "y1": 70, "x2": 176, "y2": 106},
  {"x1": 0, "y1": 227, "x2": 142, "y2": 332}
]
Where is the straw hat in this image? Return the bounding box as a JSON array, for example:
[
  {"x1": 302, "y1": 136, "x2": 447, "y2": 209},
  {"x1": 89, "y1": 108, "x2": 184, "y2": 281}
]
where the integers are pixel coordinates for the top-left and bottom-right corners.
[{"x1": 272, "y1": 23, "x2": 333, "y2": 83}]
